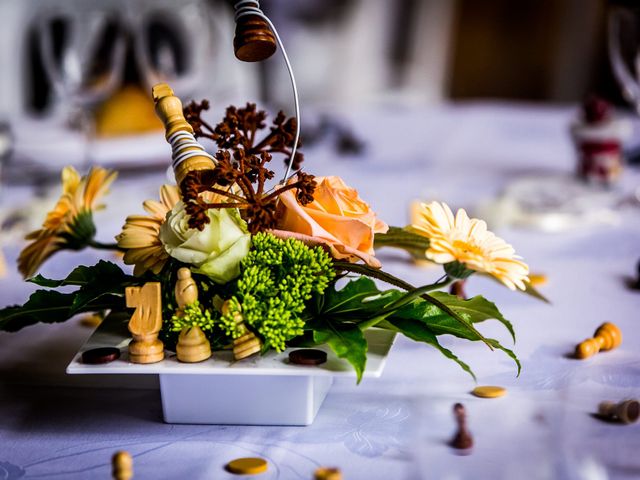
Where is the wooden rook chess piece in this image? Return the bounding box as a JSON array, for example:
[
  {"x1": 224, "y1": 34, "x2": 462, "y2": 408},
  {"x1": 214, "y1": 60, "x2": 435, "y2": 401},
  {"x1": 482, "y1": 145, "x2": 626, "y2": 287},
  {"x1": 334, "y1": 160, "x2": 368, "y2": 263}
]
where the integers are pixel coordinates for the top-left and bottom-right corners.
[
  {"x1": 450, "y1": 402, "x2": 473, "y2": 450},
  {"x1": 574, "y1": 322, "x2": 622, "y2": 359},
  {"x1": 598, "y1": 399, "x2": 640, "y2": 424},
  {"x1": 222, "y1": 300, "x2": 262, "y2": 360},
  {"x1": 152, "y1": 83, "x2": 216, "y2": 185},
  {"x1": 175, "y1": 267, "x2": 212, "y2": 363},
  {"x1": 450, "y1": 280, "x2": 466, "y2": 300},
  {"x1": 112, "y1": 451, "x2": 133, "y2": 480},
  {"x1": 233, "y1": 1, "x2": 277, "y2": 62},
  {"x1": 125, "y1": 282, "x2": 164, "y2": 364}
]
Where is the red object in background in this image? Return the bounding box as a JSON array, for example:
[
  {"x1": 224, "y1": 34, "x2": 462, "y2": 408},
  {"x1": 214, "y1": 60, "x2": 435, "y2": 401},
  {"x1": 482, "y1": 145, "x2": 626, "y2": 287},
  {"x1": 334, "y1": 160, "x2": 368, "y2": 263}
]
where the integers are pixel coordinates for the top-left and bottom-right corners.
[
  {"x1": 572, "y1": 96, "x2": 626, "y2": 186},
  {"x1": 577, "y1": 140, "x2": 623, "y2": 184}
]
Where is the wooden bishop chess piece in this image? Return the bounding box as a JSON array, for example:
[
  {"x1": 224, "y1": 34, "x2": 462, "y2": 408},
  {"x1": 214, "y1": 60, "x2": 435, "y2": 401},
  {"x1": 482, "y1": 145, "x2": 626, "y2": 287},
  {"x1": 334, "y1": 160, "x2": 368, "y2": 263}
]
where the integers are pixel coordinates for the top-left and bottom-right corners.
[
  {"x1": 112, "y1": 451, "x2": 133, "y2": 480},
  {"x1": 222, "y1": 300, "x2": 262, "y2": 360},
  {"x1": 450, "y1": 403, "x2": 473, "y2": 450},
  {"x1": 125, "y1": 282, "x2": 164, "y2": 364},
  {"x1": 151, "y1": 83, "x2": 216, "y2": 185},
  {"x1": 175, "y1": 267, "x2": 211, "y2": 363},
  {"x1": 574, "y1": 322, "x2": 622, "y2": 359},
  {"x1": 598, "y1": 399, "x2": 640, "y2": 424},
  {"x1": 233, "y1": 8, "x2": 276, "y2": 62},
  {"x1": 175, "y1": 267, "x2": 198, "y2": 312}
]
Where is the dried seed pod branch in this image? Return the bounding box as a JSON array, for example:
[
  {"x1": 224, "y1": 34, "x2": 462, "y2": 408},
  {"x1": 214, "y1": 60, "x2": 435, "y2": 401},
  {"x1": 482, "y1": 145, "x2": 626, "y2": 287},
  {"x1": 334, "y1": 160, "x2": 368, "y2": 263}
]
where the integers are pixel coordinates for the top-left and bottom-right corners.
[{"x1": 180, "y1": 101, "x2": 315, "y2": 233}]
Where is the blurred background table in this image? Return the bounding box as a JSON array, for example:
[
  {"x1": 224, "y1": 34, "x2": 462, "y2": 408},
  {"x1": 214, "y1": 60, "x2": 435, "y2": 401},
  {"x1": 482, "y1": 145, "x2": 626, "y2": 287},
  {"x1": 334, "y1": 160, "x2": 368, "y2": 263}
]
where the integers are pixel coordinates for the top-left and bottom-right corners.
[{"x1": 1, "y1": 103, "x2": 639, "y2": 479}]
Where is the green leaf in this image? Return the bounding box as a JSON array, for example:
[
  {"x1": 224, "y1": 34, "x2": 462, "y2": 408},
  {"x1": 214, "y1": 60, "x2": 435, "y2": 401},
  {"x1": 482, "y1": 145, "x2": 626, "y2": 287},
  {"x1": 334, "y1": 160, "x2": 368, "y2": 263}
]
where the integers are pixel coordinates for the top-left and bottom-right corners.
[
  {"x1": 380, "y1": 317, "x2": 475, "y2": 380},
  {"x1": 522, "y1": 280, "x2": 550, "y2": 303},
  {"x1": 430, "y1": 292, "x2": 515, "y2": 343},
  {"x1": 319, "y1": 277, "x2": 400, "y2": 316},
  {"x1": 389, "y1": 295, "x2": 520, "y2": 374},
  {"x1": 331, "y1": 261, "x2": 492, "y2": 348},
  {"x1": 314, "y1": 324, "x2": 368, "y2": 383},
  {"x1": 374, "y1": 226, "x2": 430, "y2": 258},
  {"x1": 29, "y1": 260, "x2": 130, "y2": 288},
  {"x1": 28, "y1": 261, "x2": 134, "y2": 315},
  {"x1": 0, "y1": 290, "x2": 123, "y2": 332}
]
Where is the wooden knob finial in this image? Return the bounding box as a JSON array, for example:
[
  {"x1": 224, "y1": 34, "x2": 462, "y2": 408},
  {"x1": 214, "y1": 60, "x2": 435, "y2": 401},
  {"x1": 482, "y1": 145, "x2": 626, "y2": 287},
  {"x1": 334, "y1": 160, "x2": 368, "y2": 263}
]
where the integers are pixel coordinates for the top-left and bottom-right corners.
[
  {"x1": 598, "y1": 399, "x2": 640, "y2": 424},
  {"x1": 234, "y1": 14, "x2": 276, "y2": 62},
  {"x1": 575, "y1": 322, "x2": 622, "y2": 359},
  {"x1": 112, "y1": 451, "x2": 133, "y2": 480}
]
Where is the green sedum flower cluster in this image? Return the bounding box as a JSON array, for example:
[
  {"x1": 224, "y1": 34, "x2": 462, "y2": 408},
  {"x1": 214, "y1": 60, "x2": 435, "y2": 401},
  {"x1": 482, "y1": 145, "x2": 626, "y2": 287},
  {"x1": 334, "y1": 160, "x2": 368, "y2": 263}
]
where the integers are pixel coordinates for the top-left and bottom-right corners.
[
  {"x1": 170, "y1": 300, "x2": 215, "y2": 332},
  {"x1": 221, "y1": 232, "x2": 335, "y2": 351}
]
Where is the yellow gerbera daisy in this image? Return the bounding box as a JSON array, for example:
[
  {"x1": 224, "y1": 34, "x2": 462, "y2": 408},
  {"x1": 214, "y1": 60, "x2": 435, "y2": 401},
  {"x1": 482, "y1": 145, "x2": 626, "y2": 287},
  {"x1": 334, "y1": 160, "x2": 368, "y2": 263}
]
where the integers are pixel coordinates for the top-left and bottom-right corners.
[
  {"x1": 116, "y1": 185, "x2": 180, "y2": 276},
  {"x1": 410, "y1": 201, "x2": 529, "y2": 290},
  {"x1": 18, "y1": 166, "x2": 117, "y2": 278}
]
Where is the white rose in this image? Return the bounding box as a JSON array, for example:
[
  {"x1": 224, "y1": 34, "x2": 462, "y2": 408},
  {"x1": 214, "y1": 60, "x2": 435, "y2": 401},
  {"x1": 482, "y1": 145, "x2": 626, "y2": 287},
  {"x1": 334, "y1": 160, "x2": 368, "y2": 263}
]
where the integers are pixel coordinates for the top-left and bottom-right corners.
[{"x1": 159, "y1": 201, "x2": 251, "y2": 284}]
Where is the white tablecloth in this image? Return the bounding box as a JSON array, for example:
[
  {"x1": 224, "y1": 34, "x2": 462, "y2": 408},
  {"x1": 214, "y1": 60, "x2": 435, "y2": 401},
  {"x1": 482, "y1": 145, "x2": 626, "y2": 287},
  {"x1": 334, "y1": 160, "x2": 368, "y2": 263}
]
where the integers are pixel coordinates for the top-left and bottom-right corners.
[{"x1": 1, "y1": 103, "x2": 639, "y2": 480}]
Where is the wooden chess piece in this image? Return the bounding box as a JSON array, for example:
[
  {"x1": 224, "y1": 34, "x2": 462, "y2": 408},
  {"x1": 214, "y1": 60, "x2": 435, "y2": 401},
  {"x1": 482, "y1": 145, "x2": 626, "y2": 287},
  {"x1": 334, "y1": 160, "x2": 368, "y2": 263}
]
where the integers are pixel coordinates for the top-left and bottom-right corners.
[
  {"x1": 314, "y1": 467, "x2": 342, "y2": 480},
  {"x1": 174, "y1": 268, "x2": 211, "y2": 363},
  {"x1": 574, "y1": 322, "x2": 622, "y2": 359},
  {"x1": 152, "y1": 83, "x2": 216, "y2": 185},
  {"x1": 450, "y1": 280, "x2": 466, "y2": 300},
  {"x1": 598, "y1": 399, "x2": 640, "y2": 424},
  {"x1": 222, "y1": 300, "x2": 262, "y2": 360},
  {"x1": 125, "y1": 282, "x2": 164, "y2": 364},
  {"x1": 177, "y1": 326, "x2": 211, "y2": 363},
  {"x1": 233, "y1": 10, "x2": 276, "y2": 62},
  {"x1": 175, "y1": 267, "x2": 198, "y2": 311},
  {"x1": 112, "y1": 451, "x2": 133, "y2": 480},
  {"x1": 450, "y1": 403, "x2": 473, "y2": 450}
]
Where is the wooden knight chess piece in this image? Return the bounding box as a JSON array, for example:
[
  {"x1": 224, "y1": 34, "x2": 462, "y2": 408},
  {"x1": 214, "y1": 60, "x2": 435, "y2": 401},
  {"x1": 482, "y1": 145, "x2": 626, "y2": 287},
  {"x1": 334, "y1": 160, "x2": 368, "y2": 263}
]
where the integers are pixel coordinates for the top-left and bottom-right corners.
[
  {"x1": 152, "y1": 83, "x2": 216, "y2": 185},
  {"x1": 450, "y1": 403, "x2": 473, "y2": 450},
  {"x1": 175, "y1": 268, "x2": 211, "y2": 363},
  {"x1": 222, "y1": 300, "x2": 262, "y2": 360},
  {"x1": 574, "y1": 322, "x2": 622, "y2": 359},
  {"x1": 112, "y1": 451, "x2": 133, "y2": 480},
  {"x1": 125, "y1": 282, "x2": 164, "y2": 364}
]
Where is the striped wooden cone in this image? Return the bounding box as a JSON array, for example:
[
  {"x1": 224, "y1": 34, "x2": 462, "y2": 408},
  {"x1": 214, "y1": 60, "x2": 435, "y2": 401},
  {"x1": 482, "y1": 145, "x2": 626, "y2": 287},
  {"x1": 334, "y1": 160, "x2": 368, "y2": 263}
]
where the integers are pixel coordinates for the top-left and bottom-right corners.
[{"x1": 152, "y1": 83, "x2": 216, "y2": 185}]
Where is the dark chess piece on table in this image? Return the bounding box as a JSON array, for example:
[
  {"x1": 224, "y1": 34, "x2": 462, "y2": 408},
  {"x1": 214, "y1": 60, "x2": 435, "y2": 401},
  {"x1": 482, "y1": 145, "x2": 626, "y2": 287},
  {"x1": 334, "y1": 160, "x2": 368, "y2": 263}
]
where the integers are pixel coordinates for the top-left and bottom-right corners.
[
  {"x1": 450, "y1": 280, "x2": 466, "y2": 300},
  {"x1": 450, "y1": 403, "x2": 473, "y2": 450},
  {"x1": 598, "y1": 399, "x2": 640, "y2": 424}
]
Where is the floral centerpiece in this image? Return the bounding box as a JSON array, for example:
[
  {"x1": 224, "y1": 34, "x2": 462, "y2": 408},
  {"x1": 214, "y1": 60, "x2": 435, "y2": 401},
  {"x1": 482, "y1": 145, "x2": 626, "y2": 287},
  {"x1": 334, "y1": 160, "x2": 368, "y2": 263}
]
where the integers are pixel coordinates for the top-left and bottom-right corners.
[{"x1": 0, "y1": 84, "x2": 543, "y2": 382}]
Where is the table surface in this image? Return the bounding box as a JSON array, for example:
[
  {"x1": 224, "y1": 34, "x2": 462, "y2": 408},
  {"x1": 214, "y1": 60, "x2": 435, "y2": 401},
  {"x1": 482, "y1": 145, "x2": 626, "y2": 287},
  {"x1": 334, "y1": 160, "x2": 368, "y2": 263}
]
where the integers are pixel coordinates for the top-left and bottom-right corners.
[{"x1": 1, "y1": 103, "x2": 640, "y2": 480}]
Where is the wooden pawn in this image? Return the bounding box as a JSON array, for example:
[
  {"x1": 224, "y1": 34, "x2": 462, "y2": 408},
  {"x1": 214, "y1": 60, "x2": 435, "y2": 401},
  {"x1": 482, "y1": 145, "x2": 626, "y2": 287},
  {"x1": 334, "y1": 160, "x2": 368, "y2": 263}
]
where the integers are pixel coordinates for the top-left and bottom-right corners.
[
  {"x1": 174, "y1": 268, "x2": 211, "y2": 363},
  {"x1": 112, "y1": 451, "x2": 133, "y2": 480},
  {"x1": 222, "y1": 300, "x2": 261, "y2": 360},
  {"x1": 575, "y1": 322, "x2": 622, "y2": 359}
]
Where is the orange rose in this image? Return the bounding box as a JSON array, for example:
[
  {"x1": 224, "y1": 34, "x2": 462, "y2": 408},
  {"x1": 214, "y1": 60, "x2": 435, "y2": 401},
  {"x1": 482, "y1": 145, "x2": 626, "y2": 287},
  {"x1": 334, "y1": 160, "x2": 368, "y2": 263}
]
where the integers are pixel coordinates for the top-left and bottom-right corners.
[{"x1": 273, "y1": 176, "x2": 388, "y2": 268}]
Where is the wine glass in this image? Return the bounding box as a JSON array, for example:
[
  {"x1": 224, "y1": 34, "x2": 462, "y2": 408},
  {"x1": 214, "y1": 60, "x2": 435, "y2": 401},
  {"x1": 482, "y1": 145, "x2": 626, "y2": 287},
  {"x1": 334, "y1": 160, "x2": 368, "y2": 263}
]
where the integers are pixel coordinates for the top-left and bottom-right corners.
[
  {"x1": 609, "y1": 5, "x2": 640, "y2": 114},
  {"x1": 37, "y1": 6, "x2": 126, "y2": 168},
  {"x1": 127, "y1": 0, "x2": 215, "y2": 99}
]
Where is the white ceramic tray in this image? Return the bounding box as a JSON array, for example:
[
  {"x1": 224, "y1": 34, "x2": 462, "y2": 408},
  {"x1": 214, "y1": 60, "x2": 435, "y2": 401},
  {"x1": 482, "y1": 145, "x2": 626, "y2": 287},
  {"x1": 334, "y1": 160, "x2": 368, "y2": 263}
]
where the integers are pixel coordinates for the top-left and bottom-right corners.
[{"x1": 67, "y1": 312, "x2": 396, "y2": 426}]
